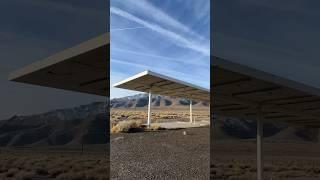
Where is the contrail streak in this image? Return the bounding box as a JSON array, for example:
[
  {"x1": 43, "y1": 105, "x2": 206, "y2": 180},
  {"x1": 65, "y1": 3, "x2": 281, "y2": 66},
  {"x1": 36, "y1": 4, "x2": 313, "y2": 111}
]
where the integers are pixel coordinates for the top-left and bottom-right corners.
[{"x1": 110, "y1": 27, "x2": 147, "y2": 32}]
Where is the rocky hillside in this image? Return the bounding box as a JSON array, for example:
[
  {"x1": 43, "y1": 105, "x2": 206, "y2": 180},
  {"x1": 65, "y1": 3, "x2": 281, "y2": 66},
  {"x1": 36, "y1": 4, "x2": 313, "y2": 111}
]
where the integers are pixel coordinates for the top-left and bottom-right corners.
[
  {"x1": 110, "y1": 94, "x2": 209, "y2": 108},
  {"x1": 213, "y1": 116, "x2": 319, "y2": 143},
  {"x1": 0, "y1": 102, "x2": 108, "y2": 146}
]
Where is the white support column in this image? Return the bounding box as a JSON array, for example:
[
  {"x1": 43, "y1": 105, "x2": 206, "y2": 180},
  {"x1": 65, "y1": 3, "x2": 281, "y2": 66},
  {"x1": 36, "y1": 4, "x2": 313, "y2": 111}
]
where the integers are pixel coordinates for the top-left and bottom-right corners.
[
  {"x1": 257, "y1": 106, "x2": 264, "y2": 180},
  {"x1": 190, "y1": 99, "x2": 193, "y2": 123},
  {"x1": 147, "y1": 90, "x2": 152, "y2": 126}
]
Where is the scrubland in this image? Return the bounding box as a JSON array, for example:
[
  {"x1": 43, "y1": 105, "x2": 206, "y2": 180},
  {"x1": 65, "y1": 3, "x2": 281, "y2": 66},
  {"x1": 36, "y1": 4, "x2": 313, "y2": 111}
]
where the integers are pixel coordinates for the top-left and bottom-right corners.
[
  {"x1": 110, "y1": 107, "x2": 209, "y2": 133},
  {"x1": 0, "y1": 145, "x2": 109, "y2": 180},
  {"x1": 211, "y1": 141, "x2": 320, "y2": 180}
]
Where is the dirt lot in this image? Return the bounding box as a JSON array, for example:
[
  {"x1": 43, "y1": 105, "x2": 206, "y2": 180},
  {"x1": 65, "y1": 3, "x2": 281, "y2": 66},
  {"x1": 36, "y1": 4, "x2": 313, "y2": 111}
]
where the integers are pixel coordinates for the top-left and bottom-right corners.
[
  {"x1": 111, "y1": 127, "x2": 210, "y2": 180},
  {"x1": 211, "y1": 141, "x2": 320, "y2": 180},
  {"x1": 110, "y1": 107, "x2": 210, "y2": 179},
  {"x1": 0, "y1": 145, "x2": 109, "y2": 179}
]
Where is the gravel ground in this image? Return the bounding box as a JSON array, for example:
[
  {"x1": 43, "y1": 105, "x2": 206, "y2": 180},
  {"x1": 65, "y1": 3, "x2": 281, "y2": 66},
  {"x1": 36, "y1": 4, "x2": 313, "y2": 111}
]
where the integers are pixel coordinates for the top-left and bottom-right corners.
[{"x1": 110, "y1": 127, "x2": 210, "y2": 180}]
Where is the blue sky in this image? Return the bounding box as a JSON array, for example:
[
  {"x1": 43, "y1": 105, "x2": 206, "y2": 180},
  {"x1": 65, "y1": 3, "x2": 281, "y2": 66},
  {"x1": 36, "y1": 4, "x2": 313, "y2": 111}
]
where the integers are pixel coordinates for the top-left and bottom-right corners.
[
  {"x1": 213, "y1": 0, "x2": 320, "y2": 90},
  {"x1": 110, "y1": 0, "x2": 210, "y2": 98},
  {"x1": 0, "y1": 0, "x2": 107, "y2": 119}
]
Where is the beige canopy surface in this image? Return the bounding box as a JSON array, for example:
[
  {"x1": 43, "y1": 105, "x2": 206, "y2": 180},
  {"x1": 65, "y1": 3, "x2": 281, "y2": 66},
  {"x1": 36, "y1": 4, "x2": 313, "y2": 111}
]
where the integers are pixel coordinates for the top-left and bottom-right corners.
[
  {"x1": 113, "y1": 70, "x2": 210, "y2": 102},
  {"x1": 9, "y1": 33, "x2": 109, "y2": 96},
  {"x1": 213, "y1": 56, "x2": 320, "y2": 127}
]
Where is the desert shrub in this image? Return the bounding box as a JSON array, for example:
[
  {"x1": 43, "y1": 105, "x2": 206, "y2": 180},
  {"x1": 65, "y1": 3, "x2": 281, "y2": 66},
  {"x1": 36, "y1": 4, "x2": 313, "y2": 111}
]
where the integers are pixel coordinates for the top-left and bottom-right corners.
[
  {"x1": 6, "y1": 168, "x2": 19, "y2": 178},
  {"x1": 85, "y1": 168, "x2": 109, "y2": 180},
  {"x1": 275, "y1": 170, "x2": 308, "y2": 178},
  {"x1": 264, "y1": 164, "x2": 274, "y2": 171},
  {"x1": 229, "y1": 173, "x2": 256, "y2": 180},
  {"x1": 35, "y1": 167, "x2": 49, "y2": 176},
  {"x1": 148, "y1": 124, "x2": 161, "y2": 131},
  {"x1": 0, "y1": 166, "x2": 7, "y2": 174},
  {"x1": 111, "y1": 120, "x2": 142, "y2": 133},
  {"x1": 49, "y1": 168, "x2": 64, "y2": 178},
  {"x1": 15, "y1": 171, "x2": 34, "y2": 180},
  {"x1": 57, "y1": 172, "x2": 85, "y2": 180}
]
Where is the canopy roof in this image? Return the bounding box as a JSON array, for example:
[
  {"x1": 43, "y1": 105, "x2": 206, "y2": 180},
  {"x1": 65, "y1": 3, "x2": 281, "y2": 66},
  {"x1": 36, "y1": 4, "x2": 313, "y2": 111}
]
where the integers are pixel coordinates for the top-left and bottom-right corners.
[
  {"x1": 9, "y1": 33, "x2": 109, "y2": 97},
  {"x1": 114, "y1": 70, "x2": 210, "y2": 102},
  {"x1": 213, "y1": 56, "x2": 320, "y2": 127}
]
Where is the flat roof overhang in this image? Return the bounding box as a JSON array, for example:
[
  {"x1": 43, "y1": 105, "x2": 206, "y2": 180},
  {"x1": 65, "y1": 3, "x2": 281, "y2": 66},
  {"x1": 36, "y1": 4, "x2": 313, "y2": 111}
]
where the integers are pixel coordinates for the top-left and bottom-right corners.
[
  {"x1": 212, "y1": 56, "x2": 320, "y2": 128},
  {"x1": 114, "y1": 70, "x2": 210, "y2": 102},
  {"x1": 9, "y1": 33, "x2": 109, "y2": 97}
]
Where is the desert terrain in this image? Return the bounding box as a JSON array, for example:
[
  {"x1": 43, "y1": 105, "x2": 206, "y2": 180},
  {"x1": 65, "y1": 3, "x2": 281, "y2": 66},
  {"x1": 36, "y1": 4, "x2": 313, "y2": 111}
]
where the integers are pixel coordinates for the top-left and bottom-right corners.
[
  {"x1": 111, "y1": 95, "x2": 320, "y2": 180},
  {"x1": 211, "y1": 140, "x2": 320, "y2": 180},
  {"x1": 0, "y1": 145, "x2": 109, "y2": 179},
  {"x1": 0, "y1": 103, "x2": 109, "y2": 179},
  {"x1": 111, "y1": 107, "x2": 209, "y2": 125},
  {"x1": 110, "y1": 106, "x2": 210, "y2": 180},
  {"x1": 3, "y1": 93, "x2": 319, "y2": 179},
  {"x1": 211, "y1": 117, "x2": 320, "y2": 180}
]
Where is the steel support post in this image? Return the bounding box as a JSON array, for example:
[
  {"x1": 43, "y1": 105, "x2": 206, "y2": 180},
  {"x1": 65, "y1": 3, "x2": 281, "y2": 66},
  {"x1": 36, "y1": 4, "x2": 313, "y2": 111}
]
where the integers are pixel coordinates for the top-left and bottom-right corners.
[
  {"x1": 147, "y1": 90, "x2": 152, "y2": 126},
  {"x1": 190, "y1": 99, "x2": 193, "y2": 123},
  {"x1": 257, "y1": 106, "x2": 264, "y2": 180}
]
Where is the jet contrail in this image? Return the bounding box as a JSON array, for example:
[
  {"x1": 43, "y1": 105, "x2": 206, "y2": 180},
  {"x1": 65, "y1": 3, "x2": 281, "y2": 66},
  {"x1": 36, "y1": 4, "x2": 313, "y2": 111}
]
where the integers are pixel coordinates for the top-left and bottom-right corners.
[{"x1": 110, "y1": 27, "x2": 147, "y2": 31}]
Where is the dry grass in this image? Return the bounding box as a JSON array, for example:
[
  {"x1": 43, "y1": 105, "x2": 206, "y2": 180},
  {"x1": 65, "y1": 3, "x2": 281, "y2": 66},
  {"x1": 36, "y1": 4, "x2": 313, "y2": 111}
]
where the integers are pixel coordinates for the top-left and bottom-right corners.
[
  {"x1": 148, "y1": 124, "x2": 161, "y2": 131},
  {"x1": 111, "y1": 107, "x2": 209, "y2": 124},
  {"x1": 111, "y1": 120, "x2": 142, "y2": 133},
  {"x1": 111, "y1": 120, "x2": 165, "y2": 133},
  {"x1": 211, "y1": 159, "x2": 320, "y2": 179},
  {"x1": 110, "y1": 107, "x2": 209, "y2": 133},
  {"x1": 211, "y1": 142, "x2": 320, "y2": 179},
  {"x1": 0, "y1": 146, "x2": 109, "y2": 179}
]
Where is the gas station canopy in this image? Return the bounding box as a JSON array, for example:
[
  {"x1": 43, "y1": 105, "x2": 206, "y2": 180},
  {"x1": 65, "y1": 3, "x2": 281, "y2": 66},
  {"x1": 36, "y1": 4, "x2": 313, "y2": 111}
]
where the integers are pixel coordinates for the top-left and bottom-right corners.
[
  {"x1": 114, "y1": 70, "x2": 210, "y2": 102},
  {"x1": 9, "y1": 33, "x2": 109, "y2": 97}
]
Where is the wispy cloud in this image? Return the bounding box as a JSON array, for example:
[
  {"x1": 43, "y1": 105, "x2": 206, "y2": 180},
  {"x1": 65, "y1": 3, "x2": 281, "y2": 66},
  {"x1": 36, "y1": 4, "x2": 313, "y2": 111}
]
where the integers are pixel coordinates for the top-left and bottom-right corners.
[
  {"x1": 111, "y1": 6, "x2": 209, "y2": 56},
  {"x1": 111, "y1": 58, "x2": 209, "y2": 88},
  {"x1": 111, "y1": 58, "x2": 150, "y2": 70},
  {"x1": 111, "y1": 26, "x2": 147, "y2": 32},
  {"x1": 111, "y1": 47, "x2": 208, "y2": 67},
  {"x1": 113, "y1": 0, "x2": 204, "y2": 38},
  {"x1": 110, "y1": 0, "x2": 210, "y2": 98}
]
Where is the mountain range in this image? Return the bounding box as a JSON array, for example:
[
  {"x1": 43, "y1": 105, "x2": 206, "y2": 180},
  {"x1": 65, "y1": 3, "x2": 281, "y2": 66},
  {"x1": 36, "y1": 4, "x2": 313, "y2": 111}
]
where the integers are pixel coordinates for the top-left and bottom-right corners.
[
  {"x1": 0, "y1": 102, "x2": 108, "y2": 146},
  {"x1": 0, "y1": 94, "x2": 318, "y2": 146},
  {"x1": 213, "y1": 116, "x2": 319, "y2": 143},
  {"x1": 110, "y1": 94, "x2": 209, "y2": 108}
]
